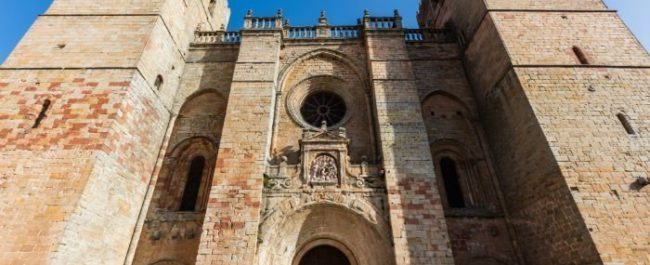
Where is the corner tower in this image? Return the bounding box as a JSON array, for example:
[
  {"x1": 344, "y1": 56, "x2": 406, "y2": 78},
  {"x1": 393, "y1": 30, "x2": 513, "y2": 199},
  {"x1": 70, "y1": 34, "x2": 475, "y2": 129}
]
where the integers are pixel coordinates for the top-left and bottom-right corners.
[
  {"x1": 0, "y1": 0, "x2": 229, "y2": 264},
  {"x1": 419, "y1": 0, "x2": 650, "y2": 264}
]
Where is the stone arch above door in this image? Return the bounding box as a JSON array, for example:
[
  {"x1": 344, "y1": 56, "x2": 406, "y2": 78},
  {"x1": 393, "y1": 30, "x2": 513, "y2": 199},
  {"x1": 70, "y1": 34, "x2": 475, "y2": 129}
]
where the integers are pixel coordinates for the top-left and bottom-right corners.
[
  {"x1": 258, "y1": 200, "x2": 394, "y2": 265},
  {"x1": 292, "y1": 239, "x2": 358, "y2": 265}
]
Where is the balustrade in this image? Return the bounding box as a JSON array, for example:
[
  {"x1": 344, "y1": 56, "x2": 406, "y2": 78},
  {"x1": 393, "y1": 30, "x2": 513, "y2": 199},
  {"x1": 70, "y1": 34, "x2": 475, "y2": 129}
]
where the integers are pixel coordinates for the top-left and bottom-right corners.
[
  {"x1": 193, "y1": 31, "x2": 241, "y2": 45},
  {"x1": 330, "y1": 26, "x2": 360, "y2": 38},
  {"x1": 287, "y1": 27, "x2": 317, "y2": 39},
  {"x1": 192, "y1": 10, "x2": 455, "y2": 45}
]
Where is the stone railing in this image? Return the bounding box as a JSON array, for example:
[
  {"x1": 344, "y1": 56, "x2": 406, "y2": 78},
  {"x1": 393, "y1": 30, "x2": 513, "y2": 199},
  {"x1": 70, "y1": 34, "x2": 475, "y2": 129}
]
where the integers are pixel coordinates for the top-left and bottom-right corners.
[
  {"x1": 246, "y1": 17, "x2": 280, "y2": 29},
  {"x1": 330, "y1": 26, "x2": 360, "y2": 38},
  {"x1": 286, "y1": 26, "x2": 317, "y2": 39},
  {"x1": 243, "y1": 10, "x2": 284, "y2": 30},
  {"x1": 363, "y1": 10, "x2": 403, "y2": 29},
  {"x1": 366, "y1": 17, "x2": 398, "y2": 29},
  {"x1": 285, "y1": 25, "x2": 360, "y2": 39},
  {"x1": 405, "y1": 29, "x2": 426, "y2": 41},
  {"x1": 193, "y1": 31, "x2": 241, "y2": 45},
  {"x1": 223, "y1": 31, "x2": 241, "y2": 43},
  {"x1": 190, "y1": 10, "x2": 457, "y2": 46},
  {"x1": 405, "y1": 28, "x2": 453, "y2": 42}
]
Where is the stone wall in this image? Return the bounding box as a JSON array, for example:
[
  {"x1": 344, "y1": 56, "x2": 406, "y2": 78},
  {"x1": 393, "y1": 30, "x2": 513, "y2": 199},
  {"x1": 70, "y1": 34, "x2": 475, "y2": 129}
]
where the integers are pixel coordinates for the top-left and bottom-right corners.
[
  {"x1": 418, "y1": 0, "x2": 650, "y2": 264},
  {"x1": 196, "y1": 30, "x2": 283, "y2": 265},
  {"x1": 409, "y1": 37, "x2": 518, "y2": 265},
  {"x1": 3, "y1": 0, "x2": 649, "y2": 264},
  {"x1": 366, "y1": 29, "x2": 455, "y2": 265},
  {"x1": 517, "y1": 67, "x2": 650, "y2": 264},
  {"x1": 0, "y1": 0, "x2": 230, "y2": 263}
]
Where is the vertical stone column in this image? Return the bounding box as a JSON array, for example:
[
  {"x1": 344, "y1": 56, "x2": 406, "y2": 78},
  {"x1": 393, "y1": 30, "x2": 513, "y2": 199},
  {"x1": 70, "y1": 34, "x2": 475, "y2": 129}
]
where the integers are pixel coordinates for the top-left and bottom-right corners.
[
  {"x1": 364, "y1": 29, "x2": 454, "y2": 265},
  {"x1": 196, "y1": 29, "x2": 282, "y2": 265}
]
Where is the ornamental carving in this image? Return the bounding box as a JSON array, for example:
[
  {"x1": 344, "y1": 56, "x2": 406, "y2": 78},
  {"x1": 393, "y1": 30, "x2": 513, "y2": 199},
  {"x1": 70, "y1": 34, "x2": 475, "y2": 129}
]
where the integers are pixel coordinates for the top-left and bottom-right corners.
[
  {"x1": 263, "y1": 125, "x2": 386, "y2": 190},
  {"x1": 310, "y1": 155, "x2": 338, "y2": 185}
]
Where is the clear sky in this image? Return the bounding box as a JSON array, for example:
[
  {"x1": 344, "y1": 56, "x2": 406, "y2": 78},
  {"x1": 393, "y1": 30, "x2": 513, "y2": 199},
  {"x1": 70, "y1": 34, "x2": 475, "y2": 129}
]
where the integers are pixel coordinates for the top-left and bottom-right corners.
[{"x1": 0, "y1": 0, "x2": 648, "y2": 64}]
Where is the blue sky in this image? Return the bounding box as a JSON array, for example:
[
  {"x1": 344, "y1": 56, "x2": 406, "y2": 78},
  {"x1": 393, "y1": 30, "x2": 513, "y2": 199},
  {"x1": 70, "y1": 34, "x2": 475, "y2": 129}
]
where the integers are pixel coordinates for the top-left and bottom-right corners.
[{"x1": 0, "y1": 0, "x2": 648, "y2": 63}]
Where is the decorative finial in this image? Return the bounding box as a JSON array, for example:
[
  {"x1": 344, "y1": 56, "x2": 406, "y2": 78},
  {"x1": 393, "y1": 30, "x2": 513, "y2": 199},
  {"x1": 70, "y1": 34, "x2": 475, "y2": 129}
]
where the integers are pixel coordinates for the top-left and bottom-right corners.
[
  {"x1": 246, "y1": 9, "x2": 253, "y2": 17},
  {"x1": 277, "y1": 9, "x2": 283, "y2": 17},
  {"x1": 284, "y1": 19, "x2": 290, "y2": 27},
  {"x1": 318, "y1": 9, "x2": 328, "y2": 25},
  {"x1": 394, "y1": 9, "x2": 400, "y2": 16},
  {"x1": 320, "y1": 120, "x2": 328, "y2": 132},
  {"x1": 364, "y1": 9, "x2": 369, "y2": 17}
]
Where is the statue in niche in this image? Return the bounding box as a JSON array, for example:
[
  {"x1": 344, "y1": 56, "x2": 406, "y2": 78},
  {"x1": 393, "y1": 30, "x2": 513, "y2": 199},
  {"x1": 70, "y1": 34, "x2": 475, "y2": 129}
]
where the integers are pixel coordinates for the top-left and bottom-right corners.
[{"x1": 310, "y1": 154, "x2": 338, "y2": 184}]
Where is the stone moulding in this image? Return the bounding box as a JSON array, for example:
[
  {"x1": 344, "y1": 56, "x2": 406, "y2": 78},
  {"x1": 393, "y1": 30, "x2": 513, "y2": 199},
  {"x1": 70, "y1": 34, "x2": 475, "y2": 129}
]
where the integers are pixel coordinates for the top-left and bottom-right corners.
[{"x1": 264, "y1": 125, "x2": 385, "y2": 191}]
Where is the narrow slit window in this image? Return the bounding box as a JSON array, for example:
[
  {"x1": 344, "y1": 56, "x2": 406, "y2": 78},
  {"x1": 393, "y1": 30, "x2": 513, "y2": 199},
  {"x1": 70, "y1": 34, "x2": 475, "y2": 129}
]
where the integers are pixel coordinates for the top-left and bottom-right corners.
[
  {"x1": 573, "y1": 46, "x2": 590, "y2": 65},
  {"x1": 208, "y1": 0, "x2": 217, "y2": 14},
  {"x1": 440, "y1": 158, "x2": 466, "y2": 208},
  {"x1": 179, "y1": 156, "x2": 206, "y2": 211},
  {"x1": 617, "y1": 113, "x2": 636, "y2": 135},
  {"x1": 154, "y1": 75, "x2": 164, "y2": 91},
  {"x1": 32, "y1": 99, "x2": 51, "y2": 128}
]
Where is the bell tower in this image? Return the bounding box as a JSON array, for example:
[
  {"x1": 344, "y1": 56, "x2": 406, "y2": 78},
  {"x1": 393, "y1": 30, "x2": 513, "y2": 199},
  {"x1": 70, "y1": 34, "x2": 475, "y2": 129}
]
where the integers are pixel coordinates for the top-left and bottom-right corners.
[
  {"x1": 0, "y1": 0, "x2": 230, "y2": 264},
  {"x1": 419, "y1": 0, "x2": 650, "y2": 264}
]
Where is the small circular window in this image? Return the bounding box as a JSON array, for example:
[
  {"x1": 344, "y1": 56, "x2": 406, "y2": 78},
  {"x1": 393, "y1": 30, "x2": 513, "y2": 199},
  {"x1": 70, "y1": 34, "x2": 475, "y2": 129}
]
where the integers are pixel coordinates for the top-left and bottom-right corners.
[{"x1": 300, "y1": 91, "x2": 347, "y2": 127}]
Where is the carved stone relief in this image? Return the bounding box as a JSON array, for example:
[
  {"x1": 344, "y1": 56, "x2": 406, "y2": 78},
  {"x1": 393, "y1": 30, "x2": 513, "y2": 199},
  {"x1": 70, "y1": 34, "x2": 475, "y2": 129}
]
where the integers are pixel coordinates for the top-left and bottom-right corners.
[
  {"x1": 263, "y1": 125, "x2": 385, "y2": 191},
  {"x1": 310, "y1": 154, "x2": 338, "y2": 185}
]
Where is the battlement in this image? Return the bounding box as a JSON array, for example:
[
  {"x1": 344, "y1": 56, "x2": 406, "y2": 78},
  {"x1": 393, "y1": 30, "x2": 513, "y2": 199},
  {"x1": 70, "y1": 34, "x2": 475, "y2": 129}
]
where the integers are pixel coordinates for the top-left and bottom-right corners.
[{"x1": 192, "y1": 9, "x2": 454, "y2": 46}]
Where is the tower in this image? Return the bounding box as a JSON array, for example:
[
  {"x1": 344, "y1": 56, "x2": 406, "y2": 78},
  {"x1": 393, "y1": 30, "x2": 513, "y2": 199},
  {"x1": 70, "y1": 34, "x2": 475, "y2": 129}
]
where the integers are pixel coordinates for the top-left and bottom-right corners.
[
  {"x1": 0, "y1": 0, "x2": 229, "y2": 264},
  {"x1": 418, "y1": 0, "x2": 650, "y2": 264}
]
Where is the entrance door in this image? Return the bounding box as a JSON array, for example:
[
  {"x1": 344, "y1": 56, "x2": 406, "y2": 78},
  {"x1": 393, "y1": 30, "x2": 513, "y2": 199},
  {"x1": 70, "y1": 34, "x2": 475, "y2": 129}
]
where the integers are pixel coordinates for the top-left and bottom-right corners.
[{"x1": 299, "y1": 245, "x2": 352, "y2": 265}]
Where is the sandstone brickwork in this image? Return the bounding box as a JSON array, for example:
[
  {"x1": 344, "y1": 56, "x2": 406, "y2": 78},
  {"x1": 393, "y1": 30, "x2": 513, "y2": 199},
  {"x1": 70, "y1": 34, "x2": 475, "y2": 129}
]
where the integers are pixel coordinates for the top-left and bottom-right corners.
[
  {"x1": 1, "y1": 0, "x2": 649, "y2": 264},
  {"x1": 419, "y1": 0, "x2": 650, "y2": 264}
]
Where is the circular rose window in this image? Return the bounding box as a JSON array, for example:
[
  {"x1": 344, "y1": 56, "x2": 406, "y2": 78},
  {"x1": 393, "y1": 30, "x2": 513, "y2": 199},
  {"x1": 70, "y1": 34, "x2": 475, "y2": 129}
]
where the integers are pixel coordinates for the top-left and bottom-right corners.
[{"x1": 300, "y1": 91, "x2": 347, "y2": 127}]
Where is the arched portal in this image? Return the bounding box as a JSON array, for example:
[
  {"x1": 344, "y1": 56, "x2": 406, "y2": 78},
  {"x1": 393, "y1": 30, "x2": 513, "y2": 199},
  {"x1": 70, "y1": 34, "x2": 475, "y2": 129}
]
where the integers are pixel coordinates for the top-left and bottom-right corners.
[
  {"x1": 298, "y1": 245, "x2": 351, "y2": 265},
  {"x1": 258, "y1": 202, "x2": 394, "y2": 265}
]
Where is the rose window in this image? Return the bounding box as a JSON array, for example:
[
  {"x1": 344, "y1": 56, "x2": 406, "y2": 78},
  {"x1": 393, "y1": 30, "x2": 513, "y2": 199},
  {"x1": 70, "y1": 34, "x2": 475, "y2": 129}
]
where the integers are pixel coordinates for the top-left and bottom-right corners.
[{"x1": 300, "y1": 91, "x2": 347, "y2": 127}]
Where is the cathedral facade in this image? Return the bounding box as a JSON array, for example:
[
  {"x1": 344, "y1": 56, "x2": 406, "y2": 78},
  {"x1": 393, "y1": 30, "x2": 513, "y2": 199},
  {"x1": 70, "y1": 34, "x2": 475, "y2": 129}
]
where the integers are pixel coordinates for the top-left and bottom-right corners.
[{"x1": 1, "y1": 0, "x2": 649, "y2": 265}]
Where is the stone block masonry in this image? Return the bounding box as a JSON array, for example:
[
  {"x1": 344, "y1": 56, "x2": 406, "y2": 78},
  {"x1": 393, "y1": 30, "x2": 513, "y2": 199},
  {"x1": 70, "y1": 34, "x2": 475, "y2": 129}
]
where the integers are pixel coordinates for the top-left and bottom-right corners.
[
  {"x1": 0, "y1": 0, "x2": 230, "y2": 264},
  {"x1": 366, "y1": 29, "x2": 455, "y2": 265},
  {"x1": 195, "y1": 31, "x2": 282, "y2": 265},
  {"x1": 419, "y1": 0, "x2": 650, "y2": 264},
  {"x1": 2, "y1": 0, "x2": 650, "y2": 264}
]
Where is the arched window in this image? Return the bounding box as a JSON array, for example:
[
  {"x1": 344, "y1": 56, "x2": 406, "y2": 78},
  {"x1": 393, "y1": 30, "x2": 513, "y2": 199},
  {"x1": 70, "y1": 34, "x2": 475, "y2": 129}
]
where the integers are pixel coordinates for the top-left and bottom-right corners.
[
  {"x1": 440, "y1": 158, "x2": 465, "y2": 208},
  {"x1": 179, "y1": 156, "x2": 206, "y2": 211}
]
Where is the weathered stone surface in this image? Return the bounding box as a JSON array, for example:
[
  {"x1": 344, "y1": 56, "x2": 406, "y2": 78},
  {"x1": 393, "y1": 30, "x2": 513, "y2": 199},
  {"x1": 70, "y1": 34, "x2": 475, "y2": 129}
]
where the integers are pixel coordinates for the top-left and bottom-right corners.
[{"x1": 2, "y1": 0, "x2": 649, "y2": 264}]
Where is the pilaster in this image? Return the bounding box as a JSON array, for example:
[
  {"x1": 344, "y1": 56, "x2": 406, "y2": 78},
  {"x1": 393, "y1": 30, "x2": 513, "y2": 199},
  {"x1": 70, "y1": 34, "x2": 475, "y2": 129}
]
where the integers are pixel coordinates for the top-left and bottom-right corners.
[
  {"x1": 196, "y1": 12, "x2": 283, "y2": 265},
  {"x1": 364, "y1": 13, "x2": 454, "y2": 265}
]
